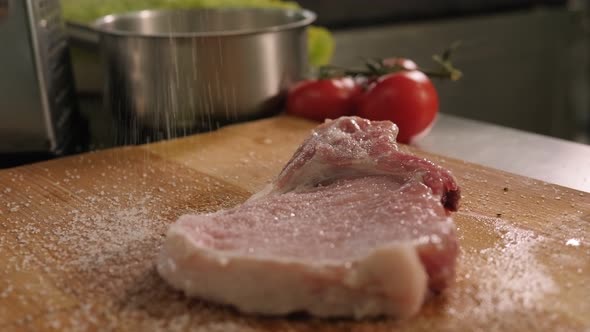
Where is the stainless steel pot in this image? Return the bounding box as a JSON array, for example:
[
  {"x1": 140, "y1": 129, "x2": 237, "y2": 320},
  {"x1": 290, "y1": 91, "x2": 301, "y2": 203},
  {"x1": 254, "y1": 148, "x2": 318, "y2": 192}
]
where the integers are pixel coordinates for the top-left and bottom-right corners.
[{"x1": 93, "y1": 8, "x2": 315, "y2": 136}]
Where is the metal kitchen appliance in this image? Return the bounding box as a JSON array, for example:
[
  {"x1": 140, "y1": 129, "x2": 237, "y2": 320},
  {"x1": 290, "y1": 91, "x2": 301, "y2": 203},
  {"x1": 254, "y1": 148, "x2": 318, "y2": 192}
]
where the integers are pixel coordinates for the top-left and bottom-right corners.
[{"x1": 0, "y1": 0, "x2": 81, "y2": 155}]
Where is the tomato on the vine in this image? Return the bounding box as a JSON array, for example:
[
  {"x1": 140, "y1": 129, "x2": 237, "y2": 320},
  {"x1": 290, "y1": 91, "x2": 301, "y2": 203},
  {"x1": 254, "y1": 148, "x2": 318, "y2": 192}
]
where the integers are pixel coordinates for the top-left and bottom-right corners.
[
  {"x1": 286, "y1": 77, "x2": 361, "y2": 122},
  {"x1": 357, "y1": 70, "x2": 439, "y2": 144}
]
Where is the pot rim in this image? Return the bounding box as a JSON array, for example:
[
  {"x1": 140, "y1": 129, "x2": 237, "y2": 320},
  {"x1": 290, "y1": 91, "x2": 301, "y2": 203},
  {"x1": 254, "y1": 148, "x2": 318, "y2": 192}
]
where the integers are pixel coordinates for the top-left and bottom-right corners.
[{"x1": 92, "y1": 7, "x2": 316, "y2": 39}]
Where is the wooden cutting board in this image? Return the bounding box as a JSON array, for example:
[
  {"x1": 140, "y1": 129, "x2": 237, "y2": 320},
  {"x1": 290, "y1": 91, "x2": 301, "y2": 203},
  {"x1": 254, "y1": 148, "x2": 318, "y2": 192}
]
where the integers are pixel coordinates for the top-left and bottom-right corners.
[{"x1": 1, "y1": 115, "x2": 588, "y2": 331}]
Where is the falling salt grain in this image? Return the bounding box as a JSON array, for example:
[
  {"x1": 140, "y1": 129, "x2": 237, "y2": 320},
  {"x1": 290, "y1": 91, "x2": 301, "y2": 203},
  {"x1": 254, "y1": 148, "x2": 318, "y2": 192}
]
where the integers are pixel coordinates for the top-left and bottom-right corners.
[
  {"x1": 48, "y1": 320, "x2": 61, "y2": 329},
  {"x1": 565, "y1": 238, "x2": 580, "y2": 247},
  {"x1": 0, "y1": 285, "x2": 13, "y2": 298},
  {"x1": 262, "y1": 138, "x2": 273, "y2": 145}
]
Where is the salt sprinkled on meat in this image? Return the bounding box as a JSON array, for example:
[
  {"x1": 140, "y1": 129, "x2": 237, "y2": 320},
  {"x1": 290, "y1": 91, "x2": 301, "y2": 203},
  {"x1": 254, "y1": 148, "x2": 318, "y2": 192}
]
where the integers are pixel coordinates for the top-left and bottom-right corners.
[{"x1": 158, "y1": 116, "x2": 462, "y2": 319}]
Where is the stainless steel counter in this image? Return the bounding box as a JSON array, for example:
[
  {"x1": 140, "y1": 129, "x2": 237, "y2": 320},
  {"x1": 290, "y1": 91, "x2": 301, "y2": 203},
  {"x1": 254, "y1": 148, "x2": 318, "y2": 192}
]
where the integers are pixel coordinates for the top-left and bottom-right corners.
[{"x1": 418, "y1": 114, "x2": 590, "y2": 193}]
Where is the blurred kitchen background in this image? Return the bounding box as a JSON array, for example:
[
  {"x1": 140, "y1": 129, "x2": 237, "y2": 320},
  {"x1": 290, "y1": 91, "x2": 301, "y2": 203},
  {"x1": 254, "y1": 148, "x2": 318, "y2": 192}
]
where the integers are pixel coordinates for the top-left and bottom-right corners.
[
  {"x1": 1, "y1": 0, "x2": 590, "y2": 166},
  {"x1": 315, "y1": 0, "x2": 590, "y2": 145},
  {"x1": 321, "y1": 0, "x2": 590, "y2": 144}
]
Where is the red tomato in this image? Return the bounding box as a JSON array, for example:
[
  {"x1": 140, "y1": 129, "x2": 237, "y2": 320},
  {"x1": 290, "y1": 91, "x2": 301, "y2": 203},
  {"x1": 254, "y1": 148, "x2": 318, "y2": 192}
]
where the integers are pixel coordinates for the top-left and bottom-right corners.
[
  {"x1": 357, "y1": 71, "x2": 439, "y2": 144},
  {"x1": 286, "y1": 77, "x2": 361, "y2": 122},
  {"x1": 382, "y1": 57, "x2": 418, "y2": 71}
]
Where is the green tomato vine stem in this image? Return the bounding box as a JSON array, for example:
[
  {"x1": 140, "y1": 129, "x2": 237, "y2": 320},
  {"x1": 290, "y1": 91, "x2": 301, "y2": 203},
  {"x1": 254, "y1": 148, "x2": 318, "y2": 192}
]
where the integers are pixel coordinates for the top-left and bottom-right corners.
[{"x1": 318, "y1": 42, "x2": 463, "y2": 82}]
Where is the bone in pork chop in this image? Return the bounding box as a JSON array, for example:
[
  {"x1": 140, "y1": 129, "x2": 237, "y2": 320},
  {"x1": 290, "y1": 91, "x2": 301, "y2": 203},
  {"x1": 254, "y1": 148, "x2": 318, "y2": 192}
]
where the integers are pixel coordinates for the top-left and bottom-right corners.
[{"x1": 157, "y1": 116, "x2": 461, "y2": 319}]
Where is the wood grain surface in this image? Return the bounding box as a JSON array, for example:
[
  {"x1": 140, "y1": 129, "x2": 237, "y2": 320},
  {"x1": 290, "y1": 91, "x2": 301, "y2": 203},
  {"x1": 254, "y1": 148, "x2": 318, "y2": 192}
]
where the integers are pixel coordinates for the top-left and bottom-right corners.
[{"x1": 1, "y1": 115, "x2": 588, "y2": 331}]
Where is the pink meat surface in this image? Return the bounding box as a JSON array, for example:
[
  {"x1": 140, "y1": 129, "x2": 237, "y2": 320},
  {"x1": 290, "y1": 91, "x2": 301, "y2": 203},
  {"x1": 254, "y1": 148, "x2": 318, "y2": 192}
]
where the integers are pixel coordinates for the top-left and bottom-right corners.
[{"x1": 157, "y1": 116, "x2": 461, "y2": 319}]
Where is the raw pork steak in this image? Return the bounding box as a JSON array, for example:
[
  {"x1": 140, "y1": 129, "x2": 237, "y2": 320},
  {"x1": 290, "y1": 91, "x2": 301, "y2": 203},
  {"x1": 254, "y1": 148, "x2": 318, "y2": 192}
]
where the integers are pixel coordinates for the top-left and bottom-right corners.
[{"x1": 157, "y1": 116, "x2": 461, "y2": 319}]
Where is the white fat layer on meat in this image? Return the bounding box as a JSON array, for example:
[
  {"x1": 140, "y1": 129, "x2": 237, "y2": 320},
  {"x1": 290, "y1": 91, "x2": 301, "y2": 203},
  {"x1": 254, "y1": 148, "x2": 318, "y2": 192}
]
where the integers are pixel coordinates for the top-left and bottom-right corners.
[{"x1": 157, "y1": 224, "x2": 428, "y2": 319}]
